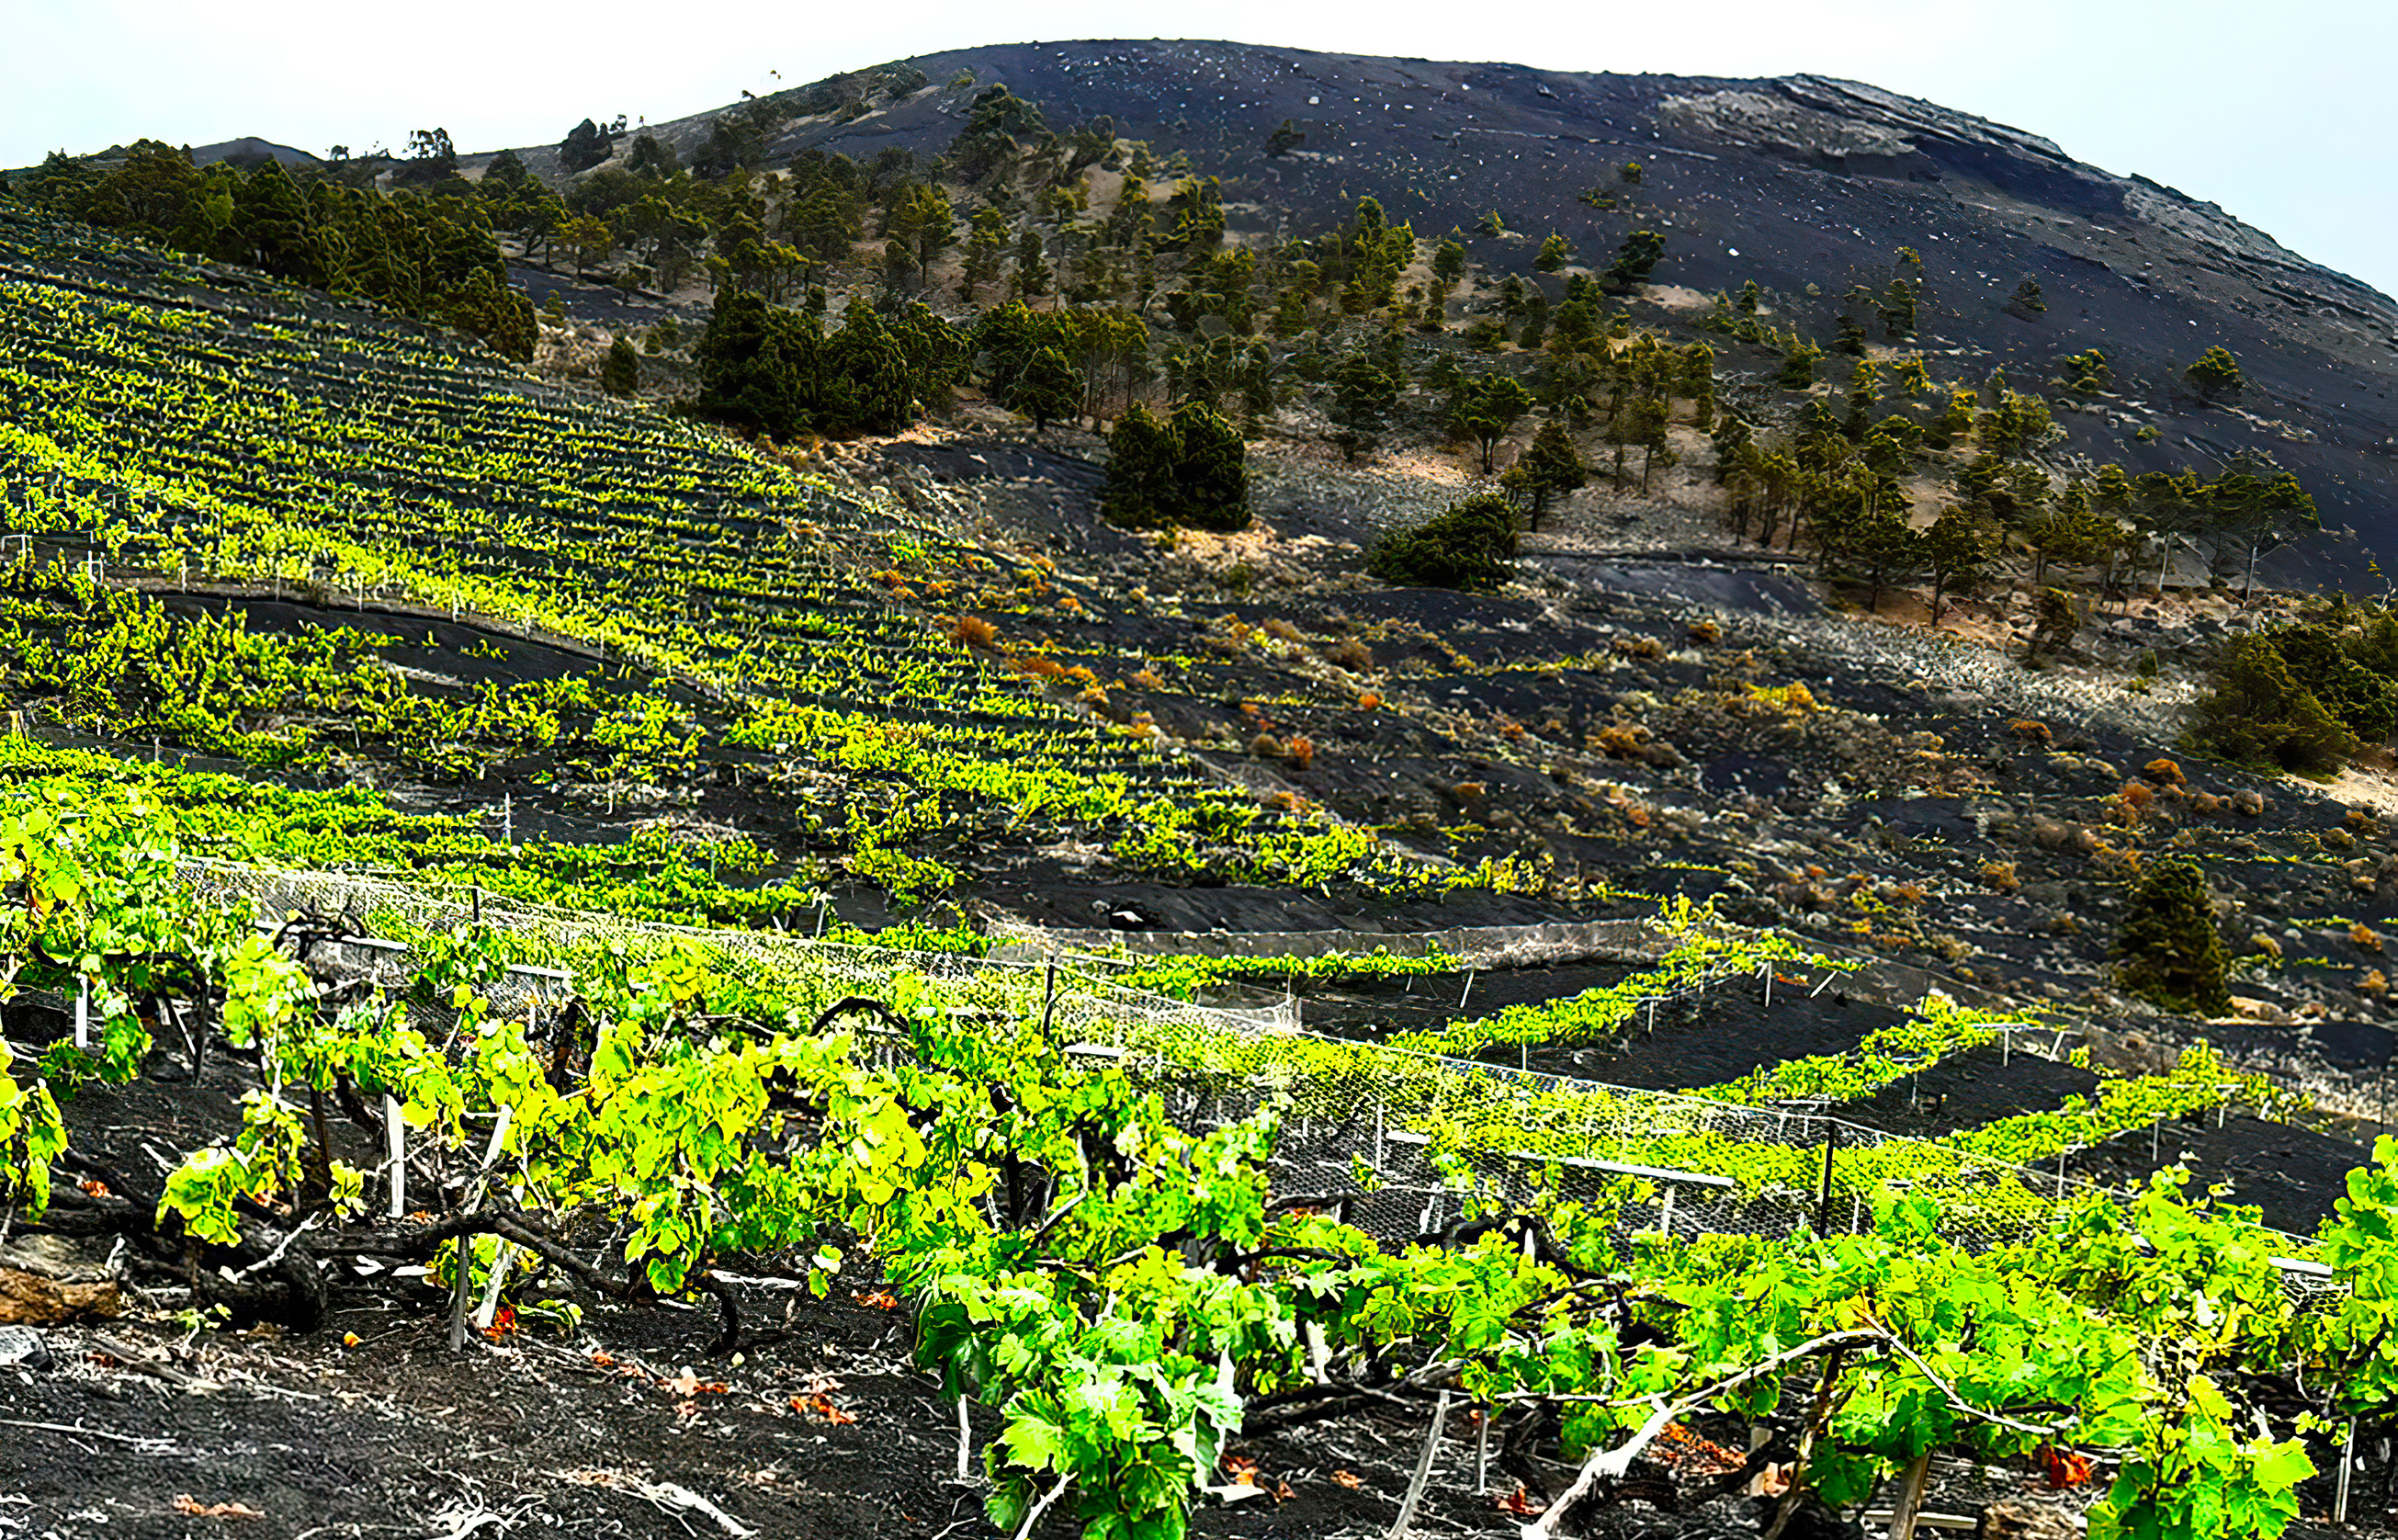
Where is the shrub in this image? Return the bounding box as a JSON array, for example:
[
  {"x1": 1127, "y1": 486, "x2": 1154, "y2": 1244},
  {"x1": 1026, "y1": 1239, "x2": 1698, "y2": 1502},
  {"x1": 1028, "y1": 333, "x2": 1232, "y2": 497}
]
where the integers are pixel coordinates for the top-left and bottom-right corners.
[
  {"x1": 1366, "y1": 493, "x2": 1518, "y2": 592},
  {"x1": 1326, "y1": 637, "x2": 1375, "y2": 672},
  {"x1": 2113, "y1": 858, "x2": 2233, "y2": 1015},
  {"x1": 2184, "y1": 345, "x2": 2244, "y2": 402}
]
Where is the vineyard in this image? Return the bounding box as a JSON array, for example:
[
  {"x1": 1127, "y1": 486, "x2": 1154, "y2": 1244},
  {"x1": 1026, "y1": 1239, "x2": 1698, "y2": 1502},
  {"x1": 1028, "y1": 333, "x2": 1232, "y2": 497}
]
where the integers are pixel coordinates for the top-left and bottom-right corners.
[
  {"x1": 0, "y1": 203, "x2": 1517, "y2": 913},
  {"x1": 5, "y1": 197, "x2": 2398, "y2": 1540},
  {"x1": 0, "y1": 784, "x2": 2391, "y2": 1540}
]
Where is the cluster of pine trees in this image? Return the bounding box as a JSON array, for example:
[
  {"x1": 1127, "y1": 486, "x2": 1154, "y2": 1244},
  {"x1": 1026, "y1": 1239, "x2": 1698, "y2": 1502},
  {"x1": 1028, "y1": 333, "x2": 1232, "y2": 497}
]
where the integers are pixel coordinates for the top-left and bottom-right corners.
[
  {"x1": 14, "y1": 140, "x2": 535, "y2": 359},
  {"x1": 16, "y1": 77, "x2": 2330, "y2": 628}
]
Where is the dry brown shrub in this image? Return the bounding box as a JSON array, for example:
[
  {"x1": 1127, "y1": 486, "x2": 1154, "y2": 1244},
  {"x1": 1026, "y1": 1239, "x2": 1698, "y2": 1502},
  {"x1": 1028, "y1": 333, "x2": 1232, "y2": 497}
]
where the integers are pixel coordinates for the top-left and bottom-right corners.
[{"x1": 1326, "y1": 637, "x2": 1376, "y2": 672}]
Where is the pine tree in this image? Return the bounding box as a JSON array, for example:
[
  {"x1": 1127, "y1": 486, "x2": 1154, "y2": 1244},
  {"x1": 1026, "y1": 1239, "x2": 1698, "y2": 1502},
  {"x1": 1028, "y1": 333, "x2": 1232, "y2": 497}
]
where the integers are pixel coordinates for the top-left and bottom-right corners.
[
  {"x1": 1014, "y1": 345, "x2": 1081, "y2": 433},
  {"x1": 959, "y1": 207, "x2": 1008, "y2": 300},
  {"x1": 1167, "y1": 401, "x2": 1250, "y2": 530},
  {"x1": 1534, "y1": 233, "x2": 1573, "y2": 272},
  {"x1": 1102, "y1": 404, "x2": 1181, "y2": 527},
  {"x1": 1329, "y1": 352, "x2": 1399, "y2": 463},
  {"x1": 602, "y1": 334, "x2": 641, "y2": 397},
  {"x1": 1880, "y1": 278, "x2": 1918, "y2": 339},
  {"x1": 2114, "y1": 859, "x2": 2232, "y2": 1015},
  {"x1": 1450, "y1": 373, "x2": 1533, "y2": 473},
  {"x1": 1921, "y1": 508, "x2": 1992, "y2": 625},
  {"x1": 1825, "y1": 504, "x2": 1923, "y2": 613},
  {"x1": 1601, "y1": 230, "x2": 1665, "y2": 292},
  {"x1": 1009, "y1": 227, "x2": 1053, "y2": 300},
  {"x1": 1519, "y1": 417, "x2": 1587, "y2": 530},
  {"x1": 560, "y1": 118, "x2": 615, "y2": 174},
  {"x1": 233, "y1": 159, "x2": 321, "y2": 283}
]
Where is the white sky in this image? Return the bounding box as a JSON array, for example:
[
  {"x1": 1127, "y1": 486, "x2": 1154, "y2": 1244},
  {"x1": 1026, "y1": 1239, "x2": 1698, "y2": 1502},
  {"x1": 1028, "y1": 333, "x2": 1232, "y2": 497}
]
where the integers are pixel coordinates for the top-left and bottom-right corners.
[{"x1": 8, "y1": 0, "x2": 2394, "y2": 298}]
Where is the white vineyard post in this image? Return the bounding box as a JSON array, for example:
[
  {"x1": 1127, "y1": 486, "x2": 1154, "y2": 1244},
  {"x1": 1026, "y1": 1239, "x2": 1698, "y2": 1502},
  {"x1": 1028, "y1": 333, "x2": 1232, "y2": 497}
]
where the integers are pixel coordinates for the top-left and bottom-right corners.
[
  {"x1": 2336, "y1": 1421, "x2": 2356, "y2": 1524},
  {"x1": 448, "y1": 1104, "x2": 517, "y2": 1353},
  {"x1": 74, "y1": 978, "x2": 89, "y2": 1051},
  {"x1": 473, "y1": 1243, "x2": 517, "y2": 1331},
  {"x1": 384, "y1": 1096, "x2": 406, "y2": 1218}
]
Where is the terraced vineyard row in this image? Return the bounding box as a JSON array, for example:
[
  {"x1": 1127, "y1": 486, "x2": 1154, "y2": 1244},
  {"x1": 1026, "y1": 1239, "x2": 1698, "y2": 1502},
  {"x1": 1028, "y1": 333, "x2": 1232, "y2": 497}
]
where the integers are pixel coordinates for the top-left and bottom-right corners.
[
  {"x1": 0, "y1": 206, "x2": 1510, "y2": 900},
  {"x1": 0, "y1": 806, "x2": 2380, "y2": 1540}
]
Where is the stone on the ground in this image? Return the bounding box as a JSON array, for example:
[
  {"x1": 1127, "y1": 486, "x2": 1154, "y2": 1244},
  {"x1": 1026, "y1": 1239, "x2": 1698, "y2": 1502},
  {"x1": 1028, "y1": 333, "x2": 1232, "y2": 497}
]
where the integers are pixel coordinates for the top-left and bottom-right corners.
[{"x1": 0, "y1": 1237, "x2": 121, "y2": 1324}]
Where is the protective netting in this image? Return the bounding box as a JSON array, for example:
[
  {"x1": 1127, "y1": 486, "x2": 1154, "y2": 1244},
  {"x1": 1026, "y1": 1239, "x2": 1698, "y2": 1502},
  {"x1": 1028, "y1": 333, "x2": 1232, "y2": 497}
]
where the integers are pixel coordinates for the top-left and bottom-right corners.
[
  {"x1": 177, "y1": 859, "x2": 2327, "y2": 1279},
  {"x1": 180, "y1": 858, "x2": 1297, "y2": 1042}
]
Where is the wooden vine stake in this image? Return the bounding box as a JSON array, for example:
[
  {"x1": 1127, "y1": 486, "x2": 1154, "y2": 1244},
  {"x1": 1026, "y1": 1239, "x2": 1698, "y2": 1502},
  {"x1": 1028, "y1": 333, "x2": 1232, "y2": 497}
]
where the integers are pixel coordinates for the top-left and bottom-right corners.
[
  {"x1": 1386, "y1": 1390, "x2": 1450, "y2": 1540},
  {"x1": 1886, "y1": 1450, "x2": 1932, "y2": 1540}
]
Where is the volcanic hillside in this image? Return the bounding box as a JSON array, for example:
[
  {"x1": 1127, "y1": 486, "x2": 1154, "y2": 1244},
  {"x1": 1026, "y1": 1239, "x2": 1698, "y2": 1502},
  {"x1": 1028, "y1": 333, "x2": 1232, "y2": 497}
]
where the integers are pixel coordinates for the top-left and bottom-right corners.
[
  {"x1": 14, "y1": 42, "x2": 2398, "y2": 1540},
  {"x1": 492, "y1": 39, "x2": 2398, "y2": 574}
]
